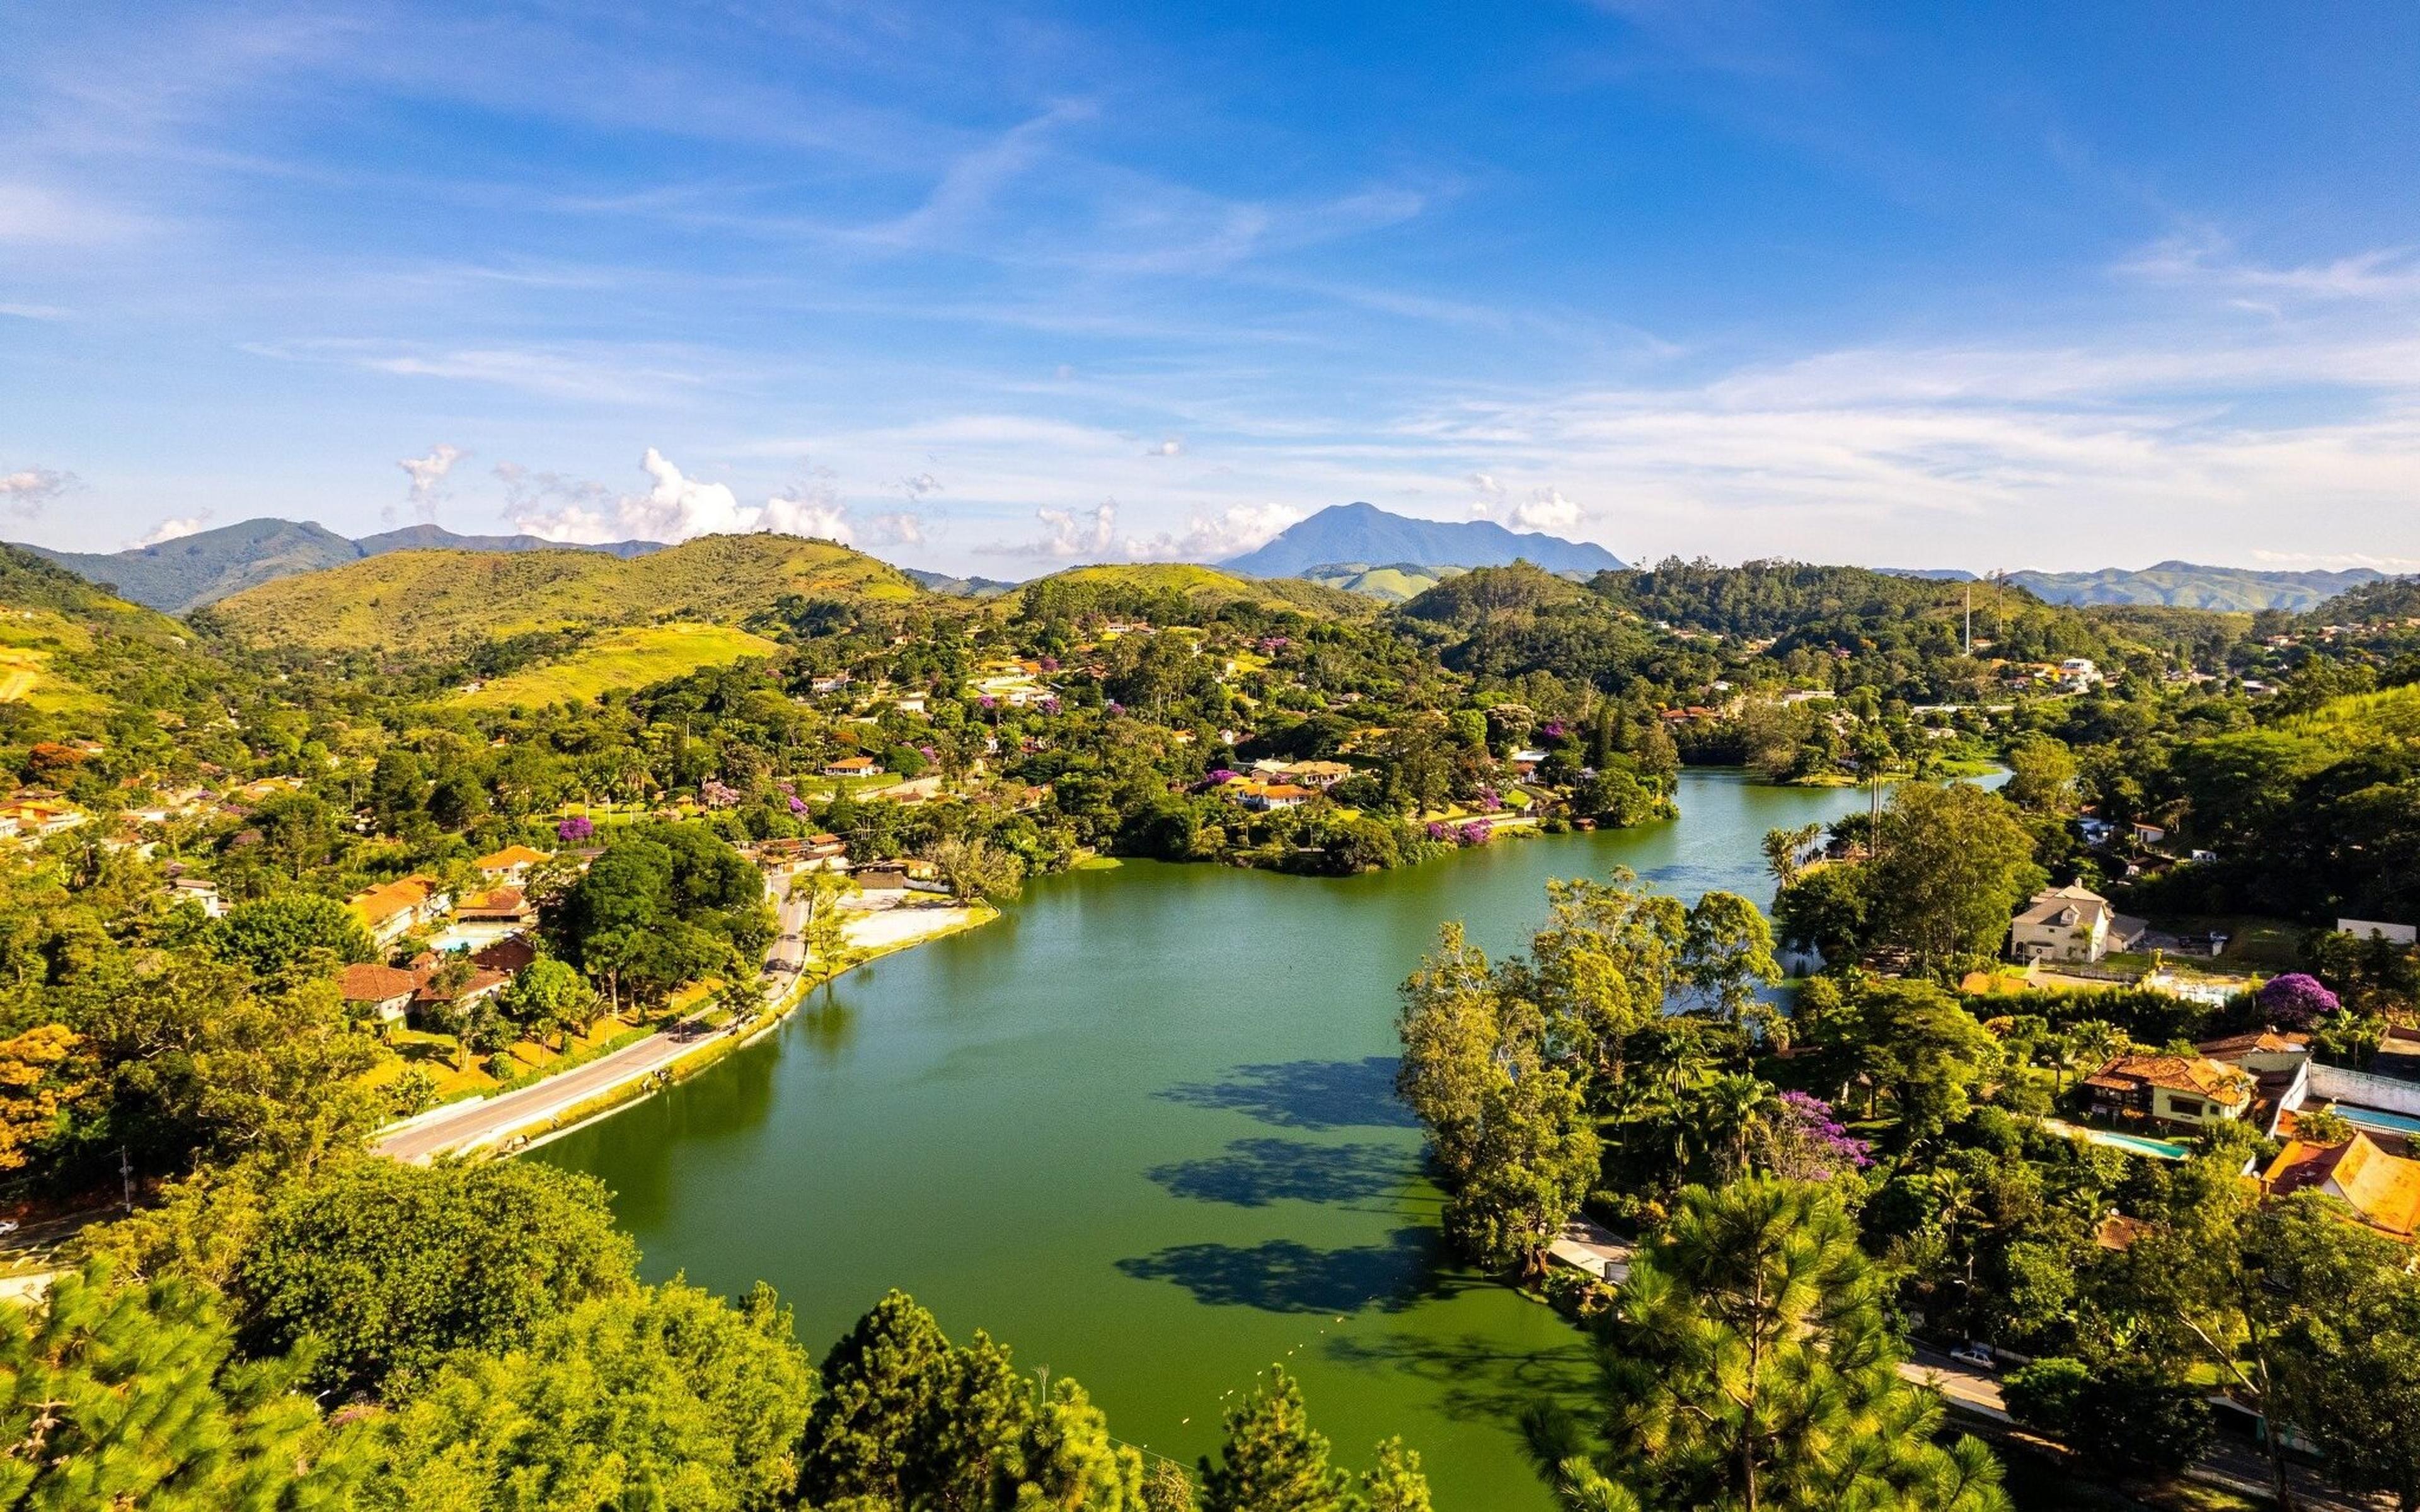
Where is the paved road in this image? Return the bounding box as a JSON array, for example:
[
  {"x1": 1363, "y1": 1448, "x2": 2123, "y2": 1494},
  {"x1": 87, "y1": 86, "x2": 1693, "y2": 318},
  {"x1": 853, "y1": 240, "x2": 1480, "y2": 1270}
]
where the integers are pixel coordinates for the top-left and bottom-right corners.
[
  {"x1": 376, "y1": 873, "x2": 814, "y2": 1164},
  {"x1": 1913, "y1": 1346, "x2": 2388, "y2": 1511}
]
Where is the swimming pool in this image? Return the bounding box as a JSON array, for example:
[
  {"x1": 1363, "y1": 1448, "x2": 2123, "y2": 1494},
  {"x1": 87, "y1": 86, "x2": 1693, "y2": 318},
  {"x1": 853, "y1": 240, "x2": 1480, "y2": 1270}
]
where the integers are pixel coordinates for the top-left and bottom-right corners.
[{"x1": 2333, "y1": 1103, "x2": 2420, "y2": 1138}]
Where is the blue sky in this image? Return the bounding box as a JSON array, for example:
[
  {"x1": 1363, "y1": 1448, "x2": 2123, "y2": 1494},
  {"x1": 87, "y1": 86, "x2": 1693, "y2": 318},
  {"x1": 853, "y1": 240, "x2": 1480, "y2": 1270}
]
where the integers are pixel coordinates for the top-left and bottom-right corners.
[{"x1": 4, "y1": 2, "x2": 2418, "y2": 575}]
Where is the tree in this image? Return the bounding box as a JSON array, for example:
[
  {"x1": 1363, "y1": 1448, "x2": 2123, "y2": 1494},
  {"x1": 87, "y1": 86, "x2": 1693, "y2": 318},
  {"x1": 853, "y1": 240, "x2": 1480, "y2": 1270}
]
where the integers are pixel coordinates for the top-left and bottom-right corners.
[
  {"x1": 0, "y1": 1261, "x2": 358, "y2": 1509},
  {"x1": 1397, "y1": 925, "x2": 1601, "y2": 1271},
  {"x1": 210, "y1": 893, "x2": 372, "y2": 984},
  {"x1": 1771, "y1": 864, "x2": 1870, "y2": 968},
  {"x1": 498, "y1": 956, "x2": 597, "y2": 1048},
  {"x1": 359, "y1": 1280, "x2": 815, "y2": 1512},
  {"x1": 2256, "y1": 972, "x2": 2339, "y2": 1031},
  {"x1": 1760, "y1": 824, "x2": 1823, "y2": 888},
  {"x1": 2002, "y1": 1357, "x2": 2210, "y2": 1479},
  {"x1": 1532, "y1": 1177, "x2": 2009, "y2": 1512},
  {"x1": 1866, "y1": 782, "x2": 2043, "y2": 973},
  {"x1": 1678, "y1": 891, "x2": 1782, "y2": 1040},
  {"x1": 798, "y1": 1289, "x2": 1147, "y2": 1510},
  {"x1": 2002, "y1": 738, "x2": 2078, "y2": 816},
  {"x1": 1199, "y1": 1368, "x2": 1424, "y2": 1512},
  {"x1": 237, "y1": 1157, "x2": 638, "y2": 1397},
  {"x1": 0, "y1": 1023, "x2": 81, "y2": 1174},
  {"x1": 927, "y1": 835, "x2": 1027, "y2": 904}
]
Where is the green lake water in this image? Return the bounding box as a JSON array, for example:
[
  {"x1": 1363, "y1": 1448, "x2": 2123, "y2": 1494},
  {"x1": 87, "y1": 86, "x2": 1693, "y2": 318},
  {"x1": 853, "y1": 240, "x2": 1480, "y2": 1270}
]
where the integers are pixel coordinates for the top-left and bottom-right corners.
[{"x1": 538, "y1": 771, "x2": 1874, "y2": 1508}]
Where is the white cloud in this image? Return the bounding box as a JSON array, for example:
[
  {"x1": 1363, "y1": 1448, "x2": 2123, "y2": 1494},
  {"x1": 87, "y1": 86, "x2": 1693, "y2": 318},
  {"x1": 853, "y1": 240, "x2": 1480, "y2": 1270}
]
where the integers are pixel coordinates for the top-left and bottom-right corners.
[
  {"x1": 1146, "y1": 437, "x2": 1184, "y2": 457},
  {"x1": 759, "y1": 478, "x2": 853, "y2": 543},
  {"x1": 899, "y1": 471, "x2": 943, "y2": 498},
  {"x1": 1512, "y1": 488, "x2": 1582, "y2": 532},
  {"x1": 129, "y1": 513, "x2": 211, "y2": 547},
  {"x1": 512, "y1": 449, "x2": 858, "y2": 545},
  {"x1": 1020, "y1": 500, "x2": 1120, "y2": 559},
  {"x1": 0, "y1": 466, "x2": 75, "y2": 518},
  {"x1": 1124, "y1": 501, "x2": 1303, "y2": 562},
  {"x1": 0, "y1": 181, "x2": 145, "y2": 245},
  {"x1": 398, "y1": 443, "x2": 465, "y2": 522},
  {"x1": 870, "y1": 511, "x2": 928, "y2": 546}
]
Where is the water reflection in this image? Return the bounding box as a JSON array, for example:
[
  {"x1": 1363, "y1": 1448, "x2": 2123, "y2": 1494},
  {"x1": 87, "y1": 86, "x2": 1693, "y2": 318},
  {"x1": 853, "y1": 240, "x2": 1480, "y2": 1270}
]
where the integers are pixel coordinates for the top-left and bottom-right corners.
[
  {"x1": 1116, "y1": 1227, "x2": 1467, "y2": 1314},
  {"x1": 1148, "y1": 1137, "x2": 1414, "y2": 1208},
  {"x1": 1157, "y1": 1057, "x2": 1419, "y2": 1131}
]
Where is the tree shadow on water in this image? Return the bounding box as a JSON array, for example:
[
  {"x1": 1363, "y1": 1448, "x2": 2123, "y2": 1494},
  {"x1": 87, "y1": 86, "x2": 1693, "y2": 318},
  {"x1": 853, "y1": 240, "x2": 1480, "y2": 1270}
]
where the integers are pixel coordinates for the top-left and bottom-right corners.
[
  {"x1": 1115, "y1": 1227, "x2": 1467, "y2": 1315},
  {"x1": 1147, "y1": 1138, "x2": 1415, "y2": 1209},
  {"x1": 1322, "y1": 1329, "x2": 1601, "y2": 1429},
  {"x1": 1156, "y1": 1057, "x2": 1420, "y2": 1131}
]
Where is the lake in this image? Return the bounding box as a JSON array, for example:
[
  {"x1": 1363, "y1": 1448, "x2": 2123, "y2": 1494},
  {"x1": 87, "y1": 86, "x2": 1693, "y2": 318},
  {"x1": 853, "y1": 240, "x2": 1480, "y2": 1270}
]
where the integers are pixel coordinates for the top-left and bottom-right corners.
[{"x1": 538, "y1": 770, "x2": 1877, "y2": 1506}]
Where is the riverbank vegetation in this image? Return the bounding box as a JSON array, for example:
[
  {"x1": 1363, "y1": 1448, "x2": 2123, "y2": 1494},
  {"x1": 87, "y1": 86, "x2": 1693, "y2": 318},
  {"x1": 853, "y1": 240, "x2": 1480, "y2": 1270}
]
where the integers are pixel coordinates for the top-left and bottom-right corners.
[{"x1": 6, "y1": 531, "x2": 2420, "y2": 1503}]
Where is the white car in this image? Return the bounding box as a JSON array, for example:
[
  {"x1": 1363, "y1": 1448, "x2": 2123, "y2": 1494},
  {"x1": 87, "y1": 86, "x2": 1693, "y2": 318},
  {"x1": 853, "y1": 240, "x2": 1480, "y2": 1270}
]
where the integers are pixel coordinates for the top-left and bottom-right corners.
[{"x1": 1947, "y1": 1343, "x2": 1993, "y2": 1368}]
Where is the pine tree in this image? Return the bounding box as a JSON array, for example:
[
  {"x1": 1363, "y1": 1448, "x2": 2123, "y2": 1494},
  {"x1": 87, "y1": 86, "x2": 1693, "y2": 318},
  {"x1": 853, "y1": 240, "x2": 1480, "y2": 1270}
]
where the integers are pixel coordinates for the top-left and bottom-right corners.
[
  {"x1": 1199, "y1": 1367, "x2": 1349, "y2": 1512},
  {"x1": 0, "y1": 1261, "x2": 357, "y2": 1510},
  {"x1": 1533, "y1": 1177, "x2": 2010, "y2": 1512}
]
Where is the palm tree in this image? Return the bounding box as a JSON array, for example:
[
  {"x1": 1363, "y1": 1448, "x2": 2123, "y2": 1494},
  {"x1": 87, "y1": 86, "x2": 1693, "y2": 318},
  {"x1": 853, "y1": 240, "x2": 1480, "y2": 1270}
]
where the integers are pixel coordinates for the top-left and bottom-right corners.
[
  {"x1": 1691, "y1": 1072, "x2": 1782, "y2": 1179},
  {"x1": 1760, "y1": 823, "x2": 1823, "y2": 888}
]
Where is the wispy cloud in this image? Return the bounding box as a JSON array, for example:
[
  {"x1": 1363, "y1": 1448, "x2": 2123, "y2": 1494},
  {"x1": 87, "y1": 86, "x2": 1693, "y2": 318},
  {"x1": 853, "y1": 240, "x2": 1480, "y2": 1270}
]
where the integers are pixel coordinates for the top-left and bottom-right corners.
[{"x1": 0, "y1": 466, "x2": 76, "y2": 518}]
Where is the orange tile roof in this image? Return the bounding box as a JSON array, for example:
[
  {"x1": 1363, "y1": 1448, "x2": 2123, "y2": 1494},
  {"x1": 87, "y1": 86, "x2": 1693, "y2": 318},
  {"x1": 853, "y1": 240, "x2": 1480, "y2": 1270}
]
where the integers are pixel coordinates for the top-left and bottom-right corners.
[
  {"x1": 2264, "y1": 1133, "x2": 2420, "y2": 1240},
  {"x1": 474, "y1": 844, "x2": 551, "y2": 871},
  {"x1": 346, "y1": 875, "x2": 441, "y2": 928},
  {"x1": 2083, "y1": 1053, "x2": 2254, "y2": 1107},
  {"x1": 337, "y1": 963, "x2": 418, "y2": 1002}
]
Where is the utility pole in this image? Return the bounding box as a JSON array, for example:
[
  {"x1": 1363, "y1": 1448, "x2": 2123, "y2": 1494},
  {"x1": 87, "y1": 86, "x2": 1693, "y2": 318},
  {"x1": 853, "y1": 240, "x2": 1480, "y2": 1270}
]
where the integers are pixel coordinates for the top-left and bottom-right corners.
[
  {"x1": 118, "y1": 1147, "x2": 133, "y2": 1212},
  {"x1": 1962, "y1": 581, "x2": 1972, "y2": 656}
]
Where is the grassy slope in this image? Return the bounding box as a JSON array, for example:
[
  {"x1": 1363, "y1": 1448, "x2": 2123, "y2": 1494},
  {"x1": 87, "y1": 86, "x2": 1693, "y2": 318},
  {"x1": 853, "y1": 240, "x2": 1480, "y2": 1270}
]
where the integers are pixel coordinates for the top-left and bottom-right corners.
[
  {"x1": 458, "y1": 624, "x2": 781, "y2": 707},
  {"x1": 207, "y1": 533, "x2": 921, "y2": 651},
  {"x1": 2285, "y1": 684, "x2": 2420, "y2": 747},
  {"x1": 0, "y1": 545, "x2": 206, "y2": 711},
  {"x1": 1040, "y1": 562, "x2": 1374, "y2": 618}
]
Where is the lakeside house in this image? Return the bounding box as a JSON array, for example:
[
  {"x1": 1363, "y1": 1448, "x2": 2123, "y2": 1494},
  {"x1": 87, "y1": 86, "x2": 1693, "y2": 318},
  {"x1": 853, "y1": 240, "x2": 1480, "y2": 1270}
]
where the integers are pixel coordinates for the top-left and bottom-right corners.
[
  {"x1": 2009, "y1": 883, "x2": 2146, "y2": 965},
  {"x1": 824, "y1": 755, "x2": 883, "y2": 779},
  {"x1": 2082, "y1": 1053, "x2": 2256, "y2": 1130},
  {"x1": 347, "y1": 874, "x2": 451, "y2": 947},
  {"x1": 1507, "y1": 748, "x2": 1550, "y2": 778},
  {"x1": 853, "y1": 862, "x2": 908, "y2": 895},
  {"x1": 2262, "y1": 1132, "x2": 2420, "y2": 1242}
]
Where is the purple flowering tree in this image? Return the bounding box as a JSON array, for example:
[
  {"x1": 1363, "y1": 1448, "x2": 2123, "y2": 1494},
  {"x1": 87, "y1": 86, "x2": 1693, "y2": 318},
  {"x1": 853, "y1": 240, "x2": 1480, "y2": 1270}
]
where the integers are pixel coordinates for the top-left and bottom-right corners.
[
  {"x1": 1472, "y1": 787, "x2": 1502, "y2": 813},
  {"x1": 2257, "y1": 972, "x2": 2340, "y2": 1030},
  {"x1": 1766, "y1": 1091, "x2": 1872, "y2": 1181},
  {"x1": 787, "y1": 794, "x2": 809, "y2": 815},
  {"x1": 1424, "y1": 822, "x2": 1453, "y2": 842},
  {"x1": 556, "y1": 815, "x2": 594, "y2": 844},
  {"x1": 700, "y1": 779, "x2": 740, "y2": 809},
  {"x1": 1456, "y1": 820, "x2": 1492, "y2": 846}
]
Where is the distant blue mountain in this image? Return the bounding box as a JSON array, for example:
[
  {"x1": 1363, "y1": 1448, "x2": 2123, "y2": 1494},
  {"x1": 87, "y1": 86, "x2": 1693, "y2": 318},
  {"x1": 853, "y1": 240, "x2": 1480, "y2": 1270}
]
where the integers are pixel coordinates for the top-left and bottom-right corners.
[{"x1": 1222, "y1": 502, "x2": 1622, "y2": 578}]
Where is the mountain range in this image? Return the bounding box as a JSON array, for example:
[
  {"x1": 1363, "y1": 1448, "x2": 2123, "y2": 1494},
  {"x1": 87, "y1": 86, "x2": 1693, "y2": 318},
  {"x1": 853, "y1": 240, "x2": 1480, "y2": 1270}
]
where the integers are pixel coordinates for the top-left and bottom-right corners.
[
  {"x1": 1221, "y1": 501, "x2": 1624, "y2": 578},
  {"x1": 15, "y1": 518, "x2": 662, "y2": 613},
  {"x1": 2002, "y1": 561, "x2": 2387, "y2": 612}
]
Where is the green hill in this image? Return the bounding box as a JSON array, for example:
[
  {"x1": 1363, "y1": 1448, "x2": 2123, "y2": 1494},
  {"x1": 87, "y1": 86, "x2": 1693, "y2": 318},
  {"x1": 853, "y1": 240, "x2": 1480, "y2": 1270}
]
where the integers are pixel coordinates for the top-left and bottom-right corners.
[
  {"x1": 204, "y1": 533, "x2": 921, "y2": 653},
  {"x1": 1030, "y1": 563, "x2": 1373, "y2": 619},
  {"x1": 0, "y1": 544, "x2": 221, "y2": 714},
  {"x1": 1298, "y1": 562, "x2": 1468, "y2": 602},
  {"x1": 457, "y1": 624, "x2": 781, "y2": 707}
]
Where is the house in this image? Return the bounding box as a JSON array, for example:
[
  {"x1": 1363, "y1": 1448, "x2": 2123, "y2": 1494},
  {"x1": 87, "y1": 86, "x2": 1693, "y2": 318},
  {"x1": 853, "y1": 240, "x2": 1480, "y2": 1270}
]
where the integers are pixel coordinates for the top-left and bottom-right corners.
[
  {"x1": 0, "y1": 798, "x2": 86, "y2": 838},
  {"x1": 2082, "y1": 1053, "x2": 2256, "y2": 1129},
  {"x1": 896, "y1": 694, "x2": 929, "y2": 715},
  {"x1": 1507, "y1": 749, "x2": 1550, "y2": 778},
  {"x1": 1242, "y1": 783, "x2": 1313, "y2": 812},
  {"x1": 168, "y1": 875, "x2": 228, "y2": 919},
  {"x1": 337, "y1": 963, "x2": 420, "y2": 1027},
  {"x1": 347, "y1": 875, "x2": 451, "y2": 947},
  {"x1": 1288, "y1": 760, "x2": 1354, "y2": 789},
  {"x1": 473, "y1": 844, "x2": 552, "y2": 883},
  {"x1": 824, "y1": 755, "x2": 883, "y2": 779},
  {"x1": 2339, "y1": 919, "x2": 2419, "y2": 946},
  {"x1": 472, "y1": 934, "x2": 539, "y2": 975},
  {"x1": 2131, "y1": 820, "x2": 2169, "y2": 847},
  {"x1": 854, "y1": 863, "x2": 908, "y2": 894},
  {"x1": 410, "y1": 956, "x2": 510, "y2": 1019},
  {"x1": 455, "y1": 886, "x2": 537, "y2": 929},
  {"x1": 810, "y1": 673, "x2": 852, "y2": 694},
  {"x1": 2008, "y1": 883, "x2": 2146, "y2": 964},
  {"x1": 2262, "y1": 1132, "x2": 2420, "y2": 1242}
]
